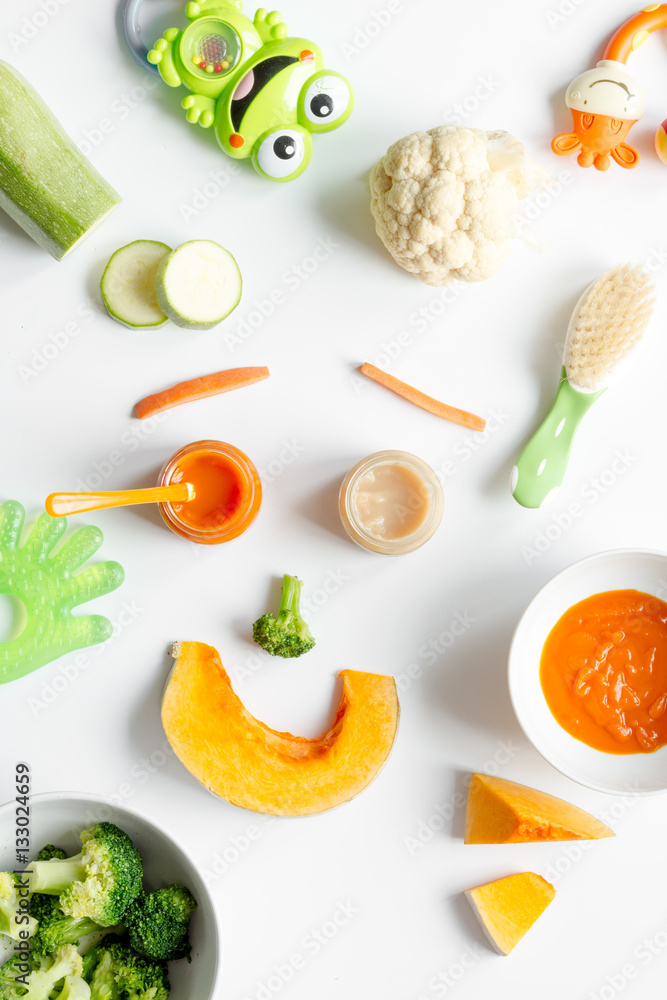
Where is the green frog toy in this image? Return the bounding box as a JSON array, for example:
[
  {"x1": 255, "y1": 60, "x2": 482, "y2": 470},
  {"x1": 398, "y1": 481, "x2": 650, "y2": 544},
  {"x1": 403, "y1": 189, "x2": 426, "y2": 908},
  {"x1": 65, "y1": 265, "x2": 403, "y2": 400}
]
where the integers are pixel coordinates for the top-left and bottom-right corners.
[{"x1": 146, "y1": 1, "x2": 353, "y2": 181}]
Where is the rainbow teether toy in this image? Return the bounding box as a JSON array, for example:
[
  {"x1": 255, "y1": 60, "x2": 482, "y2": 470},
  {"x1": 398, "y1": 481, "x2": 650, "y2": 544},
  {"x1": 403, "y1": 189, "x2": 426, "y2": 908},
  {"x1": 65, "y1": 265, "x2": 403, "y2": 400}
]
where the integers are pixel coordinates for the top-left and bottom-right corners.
[
  {"x1": 135, "y1": 0, "x2": 353, "y2": 182},
  {"x1": 0, "y1": 501, "x2": 125, "y2": 684},
  {"x1": 553, "y1": 4, "x2": 667, "y2": 171}
]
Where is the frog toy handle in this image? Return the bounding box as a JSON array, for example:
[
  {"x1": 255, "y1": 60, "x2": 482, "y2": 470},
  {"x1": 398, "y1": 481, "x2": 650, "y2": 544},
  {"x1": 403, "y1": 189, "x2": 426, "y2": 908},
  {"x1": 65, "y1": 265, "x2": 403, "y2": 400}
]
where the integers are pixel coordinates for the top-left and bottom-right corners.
[
  {"x1": 123, "y1": 0, "x2": 159, "y2": 75},
  {"x1": 552, "y1": 4, "x2": 667, "y2": 171},
  {"x1": 122, "y1": 0, "x2": 353, "y2": 182}
]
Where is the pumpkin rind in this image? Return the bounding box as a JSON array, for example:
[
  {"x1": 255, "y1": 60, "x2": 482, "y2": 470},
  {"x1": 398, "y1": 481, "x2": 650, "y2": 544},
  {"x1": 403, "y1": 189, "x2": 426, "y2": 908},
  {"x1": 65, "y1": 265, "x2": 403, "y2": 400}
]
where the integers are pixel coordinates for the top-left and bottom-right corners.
[{"x1": 161, "y1": 641, "x2": 400, "y2": 816}]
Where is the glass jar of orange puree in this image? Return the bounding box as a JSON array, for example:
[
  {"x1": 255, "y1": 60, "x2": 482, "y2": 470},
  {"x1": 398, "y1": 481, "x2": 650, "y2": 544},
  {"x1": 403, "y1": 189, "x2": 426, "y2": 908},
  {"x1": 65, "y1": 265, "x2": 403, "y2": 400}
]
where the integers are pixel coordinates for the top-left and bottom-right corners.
[{"x1": 158, "y1": 441, "x2": 261, "y2": 544}]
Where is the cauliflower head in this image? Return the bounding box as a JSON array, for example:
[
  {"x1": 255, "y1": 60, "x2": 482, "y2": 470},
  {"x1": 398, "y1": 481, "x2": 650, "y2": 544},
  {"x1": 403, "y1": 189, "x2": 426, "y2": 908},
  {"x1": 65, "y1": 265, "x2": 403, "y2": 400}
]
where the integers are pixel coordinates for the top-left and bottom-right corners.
[{"x1": 370, "y1": 126, "x2": 549, "y2": 287}]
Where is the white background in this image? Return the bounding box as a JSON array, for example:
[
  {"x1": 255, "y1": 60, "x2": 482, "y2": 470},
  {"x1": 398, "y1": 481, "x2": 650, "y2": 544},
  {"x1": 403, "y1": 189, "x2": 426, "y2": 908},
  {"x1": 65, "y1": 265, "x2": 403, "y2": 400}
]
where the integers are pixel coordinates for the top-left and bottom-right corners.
[{"x1": 1, "y1": 0, "x2": 667, "y2": 997}]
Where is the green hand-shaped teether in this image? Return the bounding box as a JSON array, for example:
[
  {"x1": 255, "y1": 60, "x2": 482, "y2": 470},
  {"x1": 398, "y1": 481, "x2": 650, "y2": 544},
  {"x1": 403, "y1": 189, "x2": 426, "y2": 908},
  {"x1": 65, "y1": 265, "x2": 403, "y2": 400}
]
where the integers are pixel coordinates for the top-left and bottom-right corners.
[{"x1": 0, "y1": 501, "x2": 125, "y2": 684}]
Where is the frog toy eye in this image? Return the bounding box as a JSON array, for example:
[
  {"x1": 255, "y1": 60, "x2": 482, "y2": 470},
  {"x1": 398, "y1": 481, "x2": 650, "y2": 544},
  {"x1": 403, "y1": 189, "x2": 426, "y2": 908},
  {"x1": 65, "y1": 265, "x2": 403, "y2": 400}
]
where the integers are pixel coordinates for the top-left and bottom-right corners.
[
  {"x1": 254, "y1": 127, "x2": 312, "y2": 181},
  {"x1": 300, "y1": 72, "x2": 353, "y2": 133}
]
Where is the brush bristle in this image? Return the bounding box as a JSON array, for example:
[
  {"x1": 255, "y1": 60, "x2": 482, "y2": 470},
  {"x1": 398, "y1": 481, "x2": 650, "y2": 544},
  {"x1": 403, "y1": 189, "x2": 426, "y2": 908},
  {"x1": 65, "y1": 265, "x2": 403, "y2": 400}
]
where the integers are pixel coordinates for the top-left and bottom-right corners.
[{"x1": 565, "y1": 264, "x2": 655, "y2": 392}]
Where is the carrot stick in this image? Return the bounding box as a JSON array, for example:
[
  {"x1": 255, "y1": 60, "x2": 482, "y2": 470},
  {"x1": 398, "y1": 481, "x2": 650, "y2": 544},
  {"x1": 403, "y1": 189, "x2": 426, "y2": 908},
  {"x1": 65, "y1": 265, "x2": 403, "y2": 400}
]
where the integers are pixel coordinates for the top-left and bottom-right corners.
[
  {"x1": 135, "y1": 366, "x2": 270, "y2": 419},
  {"x1": 359, "y1": 363, "x2": 486, "y2": 432}
]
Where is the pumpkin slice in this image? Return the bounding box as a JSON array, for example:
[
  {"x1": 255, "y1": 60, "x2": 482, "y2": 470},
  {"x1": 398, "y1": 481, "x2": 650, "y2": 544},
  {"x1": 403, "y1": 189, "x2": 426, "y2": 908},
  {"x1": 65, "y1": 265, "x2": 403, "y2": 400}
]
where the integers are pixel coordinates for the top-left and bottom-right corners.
[
  {"x1": 465, "y1": 872, "x2": 555, "y2": 955},
  {"x1": 464, "y1": 773, "x2": 614, "y2": 844},
  {"x1": 161, "y1": 641, "x2": 400, "y2": 816}
]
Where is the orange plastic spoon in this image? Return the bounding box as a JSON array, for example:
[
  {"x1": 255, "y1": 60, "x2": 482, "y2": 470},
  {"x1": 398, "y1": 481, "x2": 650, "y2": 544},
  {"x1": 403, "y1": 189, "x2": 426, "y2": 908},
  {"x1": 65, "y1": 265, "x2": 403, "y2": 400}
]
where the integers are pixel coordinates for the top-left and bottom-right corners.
[{"x1": 45, "y1": 484, "x2": 195, "y2": 517}]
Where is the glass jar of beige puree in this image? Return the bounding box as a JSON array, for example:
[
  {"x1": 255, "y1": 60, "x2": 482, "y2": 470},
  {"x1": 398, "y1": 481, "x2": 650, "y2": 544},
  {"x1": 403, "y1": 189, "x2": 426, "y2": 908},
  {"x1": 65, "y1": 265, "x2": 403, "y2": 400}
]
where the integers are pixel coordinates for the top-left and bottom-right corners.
[{"x1": 339, "y1": 450, "x2": 444, "y2": 555}]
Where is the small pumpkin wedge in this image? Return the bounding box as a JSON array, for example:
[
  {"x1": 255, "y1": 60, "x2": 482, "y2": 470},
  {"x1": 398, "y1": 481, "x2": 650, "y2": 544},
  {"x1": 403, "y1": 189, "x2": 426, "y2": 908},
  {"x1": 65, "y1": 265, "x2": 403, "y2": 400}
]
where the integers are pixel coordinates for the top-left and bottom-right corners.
[
  {"x1": 465, "y1": 873, "x2": 555, "y2": 955},
  {"x1": 161, "y1": 641, "x2": 400, "y2": 816}
]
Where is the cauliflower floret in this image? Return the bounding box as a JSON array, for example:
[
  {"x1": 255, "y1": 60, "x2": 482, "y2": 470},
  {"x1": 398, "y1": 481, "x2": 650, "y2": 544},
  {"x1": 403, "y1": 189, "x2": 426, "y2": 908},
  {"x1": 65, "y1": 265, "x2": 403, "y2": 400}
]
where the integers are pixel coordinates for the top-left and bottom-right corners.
[{"x1": 370, "y1": 126, "x2": 550, "y2": 286}]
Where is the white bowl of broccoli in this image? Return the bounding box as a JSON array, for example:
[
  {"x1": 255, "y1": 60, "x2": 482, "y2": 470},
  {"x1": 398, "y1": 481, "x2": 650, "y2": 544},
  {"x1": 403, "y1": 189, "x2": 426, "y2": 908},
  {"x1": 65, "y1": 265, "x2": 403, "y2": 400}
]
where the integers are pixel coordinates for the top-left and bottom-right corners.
[{"x1": 0, "y1": 791, "x2": 221, "y2": 1000}]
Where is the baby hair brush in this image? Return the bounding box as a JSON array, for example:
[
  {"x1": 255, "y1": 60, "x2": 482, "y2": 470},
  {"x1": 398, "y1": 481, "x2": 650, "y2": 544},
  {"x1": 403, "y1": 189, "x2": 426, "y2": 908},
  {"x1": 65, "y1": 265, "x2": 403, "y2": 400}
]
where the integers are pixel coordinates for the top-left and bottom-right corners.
[{"x1": 512, "y1": 264, "x2": 655, "y2": 508}]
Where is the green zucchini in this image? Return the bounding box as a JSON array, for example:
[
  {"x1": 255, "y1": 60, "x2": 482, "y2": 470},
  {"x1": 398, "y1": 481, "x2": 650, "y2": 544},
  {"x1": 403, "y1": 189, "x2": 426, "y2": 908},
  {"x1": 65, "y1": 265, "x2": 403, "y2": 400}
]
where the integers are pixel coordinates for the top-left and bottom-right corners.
[
  {"x1": 101, "y1": 241, "x2": 171, "y2": 329},
  {"x1": 0, "y1": 61, "x2": 121, "y2": 260},
  {"x1": 155, "y1": 240, "x2": 243, "y2": 330}
]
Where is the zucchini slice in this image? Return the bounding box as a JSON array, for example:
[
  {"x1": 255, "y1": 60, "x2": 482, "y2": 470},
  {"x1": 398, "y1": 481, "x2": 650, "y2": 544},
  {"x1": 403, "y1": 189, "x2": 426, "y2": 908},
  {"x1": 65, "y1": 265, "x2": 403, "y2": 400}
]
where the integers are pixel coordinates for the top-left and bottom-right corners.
[
  {"x1": 101, "y1": 241, "x2": 171, "y2": 329},
  {"x1": 155, "y1": 240, "x2": 242, "y2": 330}
]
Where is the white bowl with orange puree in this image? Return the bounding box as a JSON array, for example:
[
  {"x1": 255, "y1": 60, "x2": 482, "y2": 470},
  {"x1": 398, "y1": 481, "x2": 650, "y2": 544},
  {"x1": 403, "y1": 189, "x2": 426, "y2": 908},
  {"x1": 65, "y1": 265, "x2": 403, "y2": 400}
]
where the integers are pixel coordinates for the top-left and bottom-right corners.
[{"x1": 509, "y1": 549, "x2": 667, "y2": 794}]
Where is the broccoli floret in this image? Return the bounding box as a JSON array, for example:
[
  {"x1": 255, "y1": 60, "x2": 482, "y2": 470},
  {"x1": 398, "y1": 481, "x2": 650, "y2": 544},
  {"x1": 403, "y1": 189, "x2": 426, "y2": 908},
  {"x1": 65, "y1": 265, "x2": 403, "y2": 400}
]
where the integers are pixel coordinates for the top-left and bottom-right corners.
[
  {"x1": 80, "y1": 934, "x2": 131, "y2": 987},
  {"x1": 29, "y1": 851, "x2": 101, "y2": 957},
  {"x1": 27, "y1": 824, "x2": 142, "y2": 927},
  {"x1": 0, "y1": 872, "x2": 36, "y2": 943},
  {"x1": 28, "y1": 892, "x2": 103, "y2": 957},
  {"x1": 0, "y1": 956, "x2": 25, "y2": 999},
  {"x1": 0, "y1": 944, "x2": 83, "y2": 1000},
  {"x1": 124, "y1": 886, "x2": 196, "y2": 962},
  {"x1": 252, "y1": 575, "x2": 315, "y2": 658},
  {"x1": 29, "y1": 876, "x2": 115, "y2": 959},
  {"x1": 36, "y1": 846, "x2": 66, "y2": 863},
  {"x1": 89, "y1": 942, "x2": 169, "y2": 1000},
  {"x1": 52, "y1": 976, "x2": 91, "y2": 1000},
  {"x1": 80, "y1": 945, "x2": 104, "y2": 987},
  {"x1": 27, "y1": 891, "x2": 54, "y2": 926}
]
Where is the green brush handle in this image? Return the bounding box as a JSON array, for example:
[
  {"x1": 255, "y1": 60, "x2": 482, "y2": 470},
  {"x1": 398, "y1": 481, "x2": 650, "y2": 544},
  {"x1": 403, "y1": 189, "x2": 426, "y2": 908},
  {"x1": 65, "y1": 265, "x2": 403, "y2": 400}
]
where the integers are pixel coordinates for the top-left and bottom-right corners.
[{"x1": 512, "y1": 368, "x2": 605, "y2": 509}]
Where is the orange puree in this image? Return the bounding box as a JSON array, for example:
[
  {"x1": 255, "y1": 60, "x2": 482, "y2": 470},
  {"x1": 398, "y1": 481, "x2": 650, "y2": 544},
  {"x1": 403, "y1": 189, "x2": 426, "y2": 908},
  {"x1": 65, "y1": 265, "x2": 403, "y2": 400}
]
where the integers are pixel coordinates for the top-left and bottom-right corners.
[
  {"x1": 170, "y1": 450, "x2": 249, "y2": 530},
  {"x1": 540, "y1": 590, "x2": 667, "y2": 754}
]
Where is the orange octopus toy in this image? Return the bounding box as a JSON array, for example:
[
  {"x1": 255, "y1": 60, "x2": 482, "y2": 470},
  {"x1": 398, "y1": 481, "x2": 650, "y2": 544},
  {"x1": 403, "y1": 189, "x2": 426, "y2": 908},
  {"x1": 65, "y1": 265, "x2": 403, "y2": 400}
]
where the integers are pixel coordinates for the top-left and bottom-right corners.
[{"x1": 553, "y1": 4, "x2": 667, "y2": 171}]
